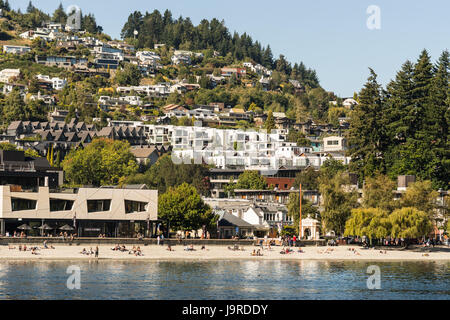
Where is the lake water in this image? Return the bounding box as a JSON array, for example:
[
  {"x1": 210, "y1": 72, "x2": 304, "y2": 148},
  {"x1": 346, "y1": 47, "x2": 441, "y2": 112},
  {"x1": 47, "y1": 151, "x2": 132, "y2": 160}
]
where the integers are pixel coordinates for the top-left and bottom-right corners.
[{"x1": 0, "y1": 260, "x2": 448, "y2": 300}]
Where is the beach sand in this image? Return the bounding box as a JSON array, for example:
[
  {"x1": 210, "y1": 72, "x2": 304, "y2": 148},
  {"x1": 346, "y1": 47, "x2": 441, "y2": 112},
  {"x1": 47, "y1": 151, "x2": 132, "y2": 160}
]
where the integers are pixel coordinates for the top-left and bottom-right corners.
[{"x1": 1, "y1": 244, "x2": 449, "y2": 261}]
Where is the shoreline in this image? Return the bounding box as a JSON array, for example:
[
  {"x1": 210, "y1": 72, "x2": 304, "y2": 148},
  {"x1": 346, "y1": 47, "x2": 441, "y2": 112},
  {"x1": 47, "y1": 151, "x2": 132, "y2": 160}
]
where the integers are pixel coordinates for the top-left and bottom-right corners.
[{"x1": 1, "y1": 245, "x2": 449, "y2": 262}]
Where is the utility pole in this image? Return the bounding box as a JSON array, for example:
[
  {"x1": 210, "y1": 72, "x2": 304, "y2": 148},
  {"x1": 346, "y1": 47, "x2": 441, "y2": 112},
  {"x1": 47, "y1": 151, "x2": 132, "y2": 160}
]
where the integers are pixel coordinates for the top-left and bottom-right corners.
[{"x1": 299, "y1": 184, "x2": 302, "y2": 239}]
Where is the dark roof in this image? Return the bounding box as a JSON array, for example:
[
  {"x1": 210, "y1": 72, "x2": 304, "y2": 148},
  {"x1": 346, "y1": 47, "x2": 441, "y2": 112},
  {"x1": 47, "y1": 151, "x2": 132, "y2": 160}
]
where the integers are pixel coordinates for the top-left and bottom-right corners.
[{"x1": 217, "y1": 212, "x2": 255, "y2": 228}]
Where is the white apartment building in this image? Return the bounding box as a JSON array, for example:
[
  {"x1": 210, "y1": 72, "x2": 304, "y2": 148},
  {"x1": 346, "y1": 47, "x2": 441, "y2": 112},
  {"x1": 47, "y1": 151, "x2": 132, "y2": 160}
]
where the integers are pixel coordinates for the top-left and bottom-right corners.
[
  {"x1": 3, "y1": 45, "x2": 31, "y2": 55},
  {"x1": 136, "y1": 51, "x2": 161, "y2": 65},
  {"x1": 107, "y1": 121, "x2": 350, "y2": 170},
  {"x1": 36, "y1": 74, "x2": 67, "y2": 90},
  {"x1": 116, "y1": 84, "x2": 170, "y2": 97},
  {"x1": 0, "y1": 69, "x2": 20, "y2": 83}
]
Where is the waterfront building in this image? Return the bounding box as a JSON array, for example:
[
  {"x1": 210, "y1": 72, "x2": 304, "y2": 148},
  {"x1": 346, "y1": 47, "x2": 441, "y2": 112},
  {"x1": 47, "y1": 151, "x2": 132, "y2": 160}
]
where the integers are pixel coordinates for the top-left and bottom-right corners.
[{"x1": 0, "y1": 185, "x2": 158, "y2": 238}]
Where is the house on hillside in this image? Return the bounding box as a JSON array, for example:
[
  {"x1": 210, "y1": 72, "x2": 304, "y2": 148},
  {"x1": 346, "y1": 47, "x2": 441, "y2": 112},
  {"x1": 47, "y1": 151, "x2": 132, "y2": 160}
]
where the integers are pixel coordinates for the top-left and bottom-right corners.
[
  {"x1": 3, "y1": 45, "x2": 31, "y2": 55},
  {"x1": 130, "y1": 146, "x2": 161, "y2": 167}
]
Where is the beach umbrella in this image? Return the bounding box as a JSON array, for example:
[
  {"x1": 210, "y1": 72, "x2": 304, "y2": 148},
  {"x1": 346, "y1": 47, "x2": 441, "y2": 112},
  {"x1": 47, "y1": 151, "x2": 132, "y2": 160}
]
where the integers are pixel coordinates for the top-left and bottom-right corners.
[
  {"x1": 59, "y1": 224, "x2": 75, "y2": 231},
  {"x1": 17, "y1": 224, "x2": 32, "y2": 230},
  {"x1": 37, "y1": 224, "x2": 53, "y2": 230}
]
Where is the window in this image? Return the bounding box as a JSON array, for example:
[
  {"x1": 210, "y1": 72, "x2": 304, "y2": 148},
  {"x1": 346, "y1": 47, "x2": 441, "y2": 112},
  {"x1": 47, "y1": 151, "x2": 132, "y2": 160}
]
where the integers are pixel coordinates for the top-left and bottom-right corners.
[
  {"x1": 125, "y1": 200, "x2": 148, "y2": 213},
  {"x1": 87, "y1": 200, "x2": 111, "y2": 213},
  {"x1": 50, "y1": 199, "x2": 74, "y2": 212},
  {"x1": 11, "y1": 198, "x2": 37, "y2": 211},
  {"x1": 327, "y1": 140, "x2": 339, "y2": 145}
]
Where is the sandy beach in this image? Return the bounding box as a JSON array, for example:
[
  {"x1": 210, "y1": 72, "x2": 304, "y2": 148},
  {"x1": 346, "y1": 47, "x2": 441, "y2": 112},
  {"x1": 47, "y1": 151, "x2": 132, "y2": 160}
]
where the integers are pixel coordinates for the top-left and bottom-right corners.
[{"x1": 1, "y1": 243, "x2": 450, "y2": 261}]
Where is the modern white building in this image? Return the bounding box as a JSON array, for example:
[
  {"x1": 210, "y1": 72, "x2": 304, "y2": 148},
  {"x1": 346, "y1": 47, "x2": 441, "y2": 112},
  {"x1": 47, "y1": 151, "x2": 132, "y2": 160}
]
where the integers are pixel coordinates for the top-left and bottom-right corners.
[
  {"x1": 36, "y1": 74, "x2": 67, "y2": 90},
  {"x1": 3, "y1": 45, "x2": 31, "y2": 55},
  {"x1": 0, "y1": 185, "x2": 158, "y2": 238},
  {"x1": 107, "y1": 121, "x2": 351, "y2": 171},
  {"x1": 323, "y1": 136, "x2": 347, "y2": 152},
  {"x1": 0, "y1": 69, "x2": 21, "y2": 83}
]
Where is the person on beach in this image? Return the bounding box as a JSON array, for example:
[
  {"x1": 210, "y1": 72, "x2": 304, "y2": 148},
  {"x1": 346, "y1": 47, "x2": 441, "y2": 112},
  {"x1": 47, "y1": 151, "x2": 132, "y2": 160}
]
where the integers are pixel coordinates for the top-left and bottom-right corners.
[
  {"x1": 167, "y1": 245, "x2": 173, "y2": 251},
  {"x1": 157, "y1": 235, "x2": 160, "y2": 246},
  {"x1": 95, "y1": 246, "x2": 99, "y2": 258},
  {"x1": 135, "y1": 247, "x2": 142, "y2": 256}
]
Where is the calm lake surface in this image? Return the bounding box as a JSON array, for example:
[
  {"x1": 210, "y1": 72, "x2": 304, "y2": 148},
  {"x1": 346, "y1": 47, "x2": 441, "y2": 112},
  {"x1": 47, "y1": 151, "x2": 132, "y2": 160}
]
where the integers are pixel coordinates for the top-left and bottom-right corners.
[{"x1": 0, "y1": 260, "x2": 448, "y2": 300}]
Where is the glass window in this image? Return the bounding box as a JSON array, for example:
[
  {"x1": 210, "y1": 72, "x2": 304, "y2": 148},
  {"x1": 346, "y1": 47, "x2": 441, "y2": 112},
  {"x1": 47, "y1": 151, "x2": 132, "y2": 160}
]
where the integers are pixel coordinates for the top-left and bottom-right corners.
[
  {"x1": 125, "y1": 200, "x2": 148, "y2": 213},
  {"x1": 87, "y1": 200, "x2": 111, "y2": 213},
  {"x1": 50, "y1": 199, "x2": 74, "y2": 212},
  {"x1": 11, "y1": 198, "x2": 37, "y2": 211}
]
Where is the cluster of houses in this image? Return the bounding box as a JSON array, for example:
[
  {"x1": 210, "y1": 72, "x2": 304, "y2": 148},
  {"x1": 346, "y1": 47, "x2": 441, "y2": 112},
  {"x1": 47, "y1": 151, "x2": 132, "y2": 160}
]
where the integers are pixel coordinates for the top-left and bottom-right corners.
[
  {"x1": 171, "y1": 50, "x2": 204, "y2": 65},
  {"x1": 19, "y1": 22, "x2": 81, "y2": 41},
  {"x1": 0, "y1": 67, "x2": 67, "y2": 97}
]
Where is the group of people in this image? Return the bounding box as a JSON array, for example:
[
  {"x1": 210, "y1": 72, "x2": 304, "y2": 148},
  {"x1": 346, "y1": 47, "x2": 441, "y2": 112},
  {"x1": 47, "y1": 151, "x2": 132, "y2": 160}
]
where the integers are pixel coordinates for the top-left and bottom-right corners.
[
  {"x1": 110, "y1": 244, "x2": 143, "y2": 256},
  {"x1": 8, "y1": 241, "x2": 55, "y2": 253},
  {"x1": 80, "y1": 246, "x2": 99, "y2": 257},
  {"x1": 129, "y1": 246, "x2": 143, "y2": 256},
  {"x1": 251, "y1": 249, "x2": 263, "y2": 256},
  {"x1": 347, "y1": 247, "x2": 360, "y2": 256},
  {"x1": 12, "y1": 245, "x2": 40, "y2": 255},
  {"x1": 11, "y1": 231, "x2": 27, "y2": 238}
]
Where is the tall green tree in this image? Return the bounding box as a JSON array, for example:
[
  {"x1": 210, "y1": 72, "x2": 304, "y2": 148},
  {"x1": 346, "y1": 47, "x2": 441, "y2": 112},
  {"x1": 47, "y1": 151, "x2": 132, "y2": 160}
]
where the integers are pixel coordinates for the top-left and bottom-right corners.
[
  {"x1": 362, "y1": 174, "x2": 397, "y2": 212},
  {"x1": 158, "y1": 183, "x2": 216, "y2": 232},
  {"x1": 235, "y1": 171, "x2": 268, "y2": 190},
  {"x1": 26, "y1": 1, "x2": 35, "y2": 13},
  {"x1": 293, "y1": 167, "x2": 320, "y2": 190},
  {"x1": 389, "y1": 207, "x2": 433, "y2": 240},
  {"x1": 62, "y1": 138, "x2": 138, "y2": 186},
  {"x1": 53, "y1": 3, "x2": 67, "y2": 24},
  {"x1": 115, "y1": 64, "x2": 142, "y2": 86},
  {"x1": 264, "y1": 110, "x2": 275, "y2": 132},
  {"x1": 344, "y1": 208, "x2": 390, "y2": 243},
  {"x1": 125, "y1": 154, "x2": 210, "y2": 196},
  {"x1": 348, "y1": 69, "x2": 387, "y2": 180},
  {"x1": 319, "y1": 172, "x2": 359, "y2": 235},
  {"x1": 400, "y1": 180, "x2": 439, "y2": 219}
]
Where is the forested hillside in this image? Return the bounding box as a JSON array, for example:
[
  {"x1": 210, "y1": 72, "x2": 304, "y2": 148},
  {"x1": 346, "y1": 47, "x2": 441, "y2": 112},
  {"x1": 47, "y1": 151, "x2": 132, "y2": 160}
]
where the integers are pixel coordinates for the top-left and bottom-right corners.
[{"x1": 121, "y1": 9, "x2": 319, "y2": 88}]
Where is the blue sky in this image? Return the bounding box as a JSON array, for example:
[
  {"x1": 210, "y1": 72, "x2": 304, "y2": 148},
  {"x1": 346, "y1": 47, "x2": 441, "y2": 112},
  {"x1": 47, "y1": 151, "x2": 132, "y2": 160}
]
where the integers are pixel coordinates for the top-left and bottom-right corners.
[{"x1": 10, "y1": 0, "x2": 450, "y2": 97}]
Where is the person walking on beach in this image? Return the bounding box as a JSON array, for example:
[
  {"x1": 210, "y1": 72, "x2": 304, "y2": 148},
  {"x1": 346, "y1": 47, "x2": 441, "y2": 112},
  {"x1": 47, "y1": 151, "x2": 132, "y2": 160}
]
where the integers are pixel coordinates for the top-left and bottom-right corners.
[
  {"x1": 157, "y1": 235, "x2": 160, "y2": 246},
  {"x1": 95, "y1": 246, "x2": 99, "y2": 258}
]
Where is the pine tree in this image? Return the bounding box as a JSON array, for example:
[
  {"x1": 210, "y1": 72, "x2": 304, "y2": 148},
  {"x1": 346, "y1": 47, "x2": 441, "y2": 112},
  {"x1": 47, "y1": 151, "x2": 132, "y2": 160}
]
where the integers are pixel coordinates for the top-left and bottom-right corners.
[
  {"x1": 27, "y1": 1, "x2": 34, "y2": 13},
  {"x1": 427, "y1": 50, "x2": 450, "y2": 188},
  {"x1": 55, "y1": 150, "x2": 61, "y2": 167},
  {"x1": 384, "y1": 61, "x2": 415, "y2": 176},
  {"x1": 53, "y1": 3, "x2": 67, "y2": 24},
  {"x1": 265, "y1": 110, "x2": 276, "y2": 132},
  {"x1": 348, "y1": 69, "x2": 387, "y2": 180},
  {"x1": 395, "y1": 50, "x2": 436, "y2": 182}
]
